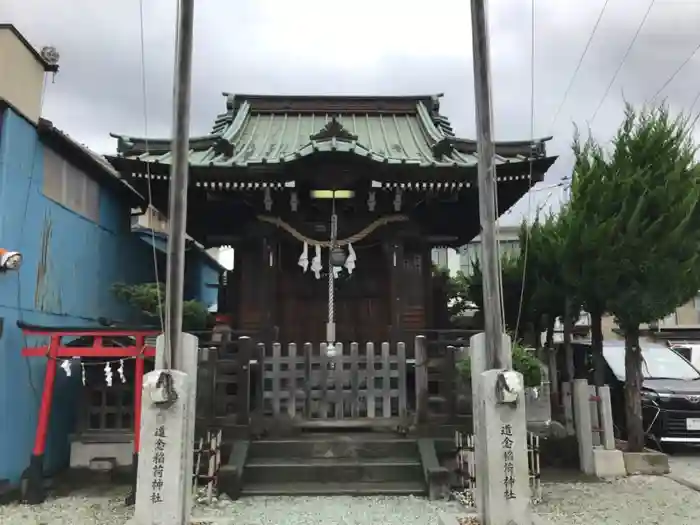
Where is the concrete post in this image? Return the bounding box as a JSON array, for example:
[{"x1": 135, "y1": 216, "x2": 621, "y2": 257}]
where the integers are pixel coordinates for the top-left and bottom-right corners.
[
  {"x1": 128, "y1": 334, "x2": 198, "y2": 525},
  {"x1": 180, "y1": 333, "x2": 199, "y2": 519},
  {"x1": 470, "y1": 333, "x2": 520, "y2": 523},
  {"x1": 588, "y1": 385, "x2": 601, "y2": 447},
  {"x1": 573, "y1": 379, "x2": 594, "y2": 475},
  {"x1": 561, "y1": 382, "x2": 575, "y2": 435},
  {"x1": 475, "y1": 369, "x2": 532, "y2": 525},
  {"x1": 598, "y1": 386, "x2": 616, "y2": 450}
]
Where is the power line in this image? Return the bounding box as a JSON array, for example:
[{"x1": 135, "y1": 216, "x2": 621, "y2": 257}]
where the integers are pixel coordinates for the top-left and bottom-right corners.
[
  {"x1": 590, "y1": 0, "x2": 657, "y2": 124},
  {"x1": 513, "y1": 0, "x2": 537, "y2": 344},
  {"x1": 138, "y1": 0, "x2": 165, "y2": 335},
  {"x1": 650, "y1": 40, "x2": 700, "y2": 101},
  {"x1": 549, "y1": 0, "x2": 612, "y2": 131},
  {"x1": 691, "y1": 89, "x2": 700, "y2": 114}
]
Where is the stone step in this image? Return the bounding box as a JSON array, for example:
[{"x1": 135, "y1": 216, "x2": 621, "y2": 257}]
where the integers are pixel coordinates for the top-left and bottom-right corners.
[
  {"x1": 248, "y1": 434, "x2": 419, "y2": 460},
  {"x1": 243, "y1": 457, "x2": 424, "y2": 484},
  {"x1": 240, "y1": 480, "x2": 426, "y2": 496}
]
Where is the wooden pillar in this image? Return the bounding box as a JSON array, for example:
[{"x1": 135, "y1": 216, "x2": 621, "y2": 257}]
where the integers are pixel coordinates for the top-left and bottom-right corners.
[
  {"x1": 386, "y1": 239, "x2": 404, "y2": 343},
  {"x1": 262, "y1": 236, "x2": 279, "y2": 344},
  {"x1": 421, "y1": 243, "x2": 434, "y2": 330}
]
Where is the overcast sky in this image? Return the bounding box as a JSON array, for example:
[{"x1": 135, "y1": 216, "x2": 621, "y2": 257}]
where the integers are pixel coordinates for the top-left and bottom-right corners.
[{"x1": 3, "y1": 0, "x2": 700, "y2": 221}]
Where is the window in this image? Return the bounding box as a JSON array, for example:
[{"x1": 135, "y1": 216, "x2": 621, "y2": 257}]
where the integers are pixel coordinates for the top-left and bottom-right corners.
[
  {"x1": 132, "y1": 205, "x2": 168, "y2": 232},
  {"x1": 43, "y1": 147, "x2": 100, "y2": 223},
  {"x1": 658, "y1": 311, "x2": 678, "y2": 327},
  {"x1": 431, "y1": 248, "x2": 449, "y2": 269}
]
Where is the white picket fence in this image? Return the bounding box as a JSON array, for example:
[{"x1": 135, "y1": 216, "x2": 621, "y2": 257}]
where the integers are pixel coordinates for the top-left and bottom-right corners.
[{"x1": 454, "y1": 430, "x2": 542, "y2": 506}]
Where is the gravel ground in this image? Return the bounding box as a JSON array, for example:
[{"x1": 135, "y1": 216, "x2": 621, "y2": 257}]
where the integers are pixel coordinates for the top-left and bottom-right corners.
[
  {"x1": 3, "y1": 472, "x2": 700, "y2": 525},
  {"x1": 193, "y1": 495, "x2": 465, "y2": 525},
  {"x1": 0, "y1": 485, "x2": 465, "y2": 525},
  {"x1": 0, "y1": 484, "x2": 133, "y2": 525},
  {"x1": 669, "y1": 450, "x2": 700, "y2": 487},
  {"x1": 535, "y1": 476, "x2": 700, "y2": 525}
]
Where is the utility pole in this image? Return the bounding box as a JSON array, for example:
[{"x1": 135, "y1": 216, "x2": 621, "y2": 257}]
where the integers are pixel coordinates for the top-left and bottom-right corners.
[
  {"x1": 470, "y1": 0, "x2": 506, "y2": 370},
  {"x1": 469, "y1": 2, "x2": 532, "y2": 524},
  {"x1": 163, "y1": 0, "x2": 196, "y2": 370},
  {"x1": 129, "y1": 2, "x2": 198, "y2": 524}
]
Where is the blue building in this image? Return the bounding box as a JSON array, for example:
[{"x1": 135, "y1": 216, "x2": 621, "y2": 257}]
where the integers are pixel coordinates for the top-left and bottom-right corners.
[
  {"x1": 132, "y1": 227, "x2": 221, "y2": 311},
  {"x1": 0, "y1": 100, "x2": 156, "y2": 488},
  {"x1": 0, "y1": 101, "x2": 223, "y2": 490}
]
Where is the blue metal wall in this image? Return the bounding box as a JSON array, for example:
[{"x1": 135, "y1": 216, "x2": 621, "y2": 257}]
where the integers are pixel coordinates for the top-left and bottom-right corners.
[
  {"x1": 133, "y1": 229, "x2": 222, "y2": 311},
  {"x1": 0, "y1": 109, "x2": 157, "y2": 485}
]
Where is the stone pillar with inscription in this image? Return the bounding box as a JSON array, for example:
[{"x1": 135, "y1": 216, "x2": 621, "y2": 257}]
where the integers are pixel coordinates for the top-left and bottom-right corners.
[
  {"x1": 474, "y1": 368, "x2": 533, "y2": 525},
  {"x1": 128, "y1": 334, "x2": 198, "y2": 525}
]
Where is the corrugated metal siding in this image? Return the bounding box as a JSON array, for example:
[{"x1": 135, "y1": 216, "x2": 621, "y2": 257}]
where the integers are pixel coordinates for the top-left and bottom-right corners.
[{"x1": 0, "y1": 110, "x2": 156, "y2": 485}]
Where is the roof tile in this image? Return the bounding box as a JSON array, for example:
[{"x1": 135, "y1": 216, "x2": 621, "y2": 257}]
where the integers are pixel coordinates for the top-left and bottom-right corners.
[{"x1": 110, "y1": 94, "x2": 551, "y2": 169}]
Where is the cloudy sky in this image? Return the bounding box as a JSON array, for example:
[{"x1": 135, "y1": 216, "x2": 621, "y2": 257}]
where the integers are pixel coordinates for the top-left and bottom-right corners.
[{"x1": 3, "y1": 0, "x2": 700, "y2": 222}]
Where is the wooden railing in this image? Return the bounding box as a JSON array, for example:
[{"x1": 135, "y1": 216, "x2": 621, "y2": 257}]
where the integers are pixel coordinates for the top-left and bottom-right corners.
[
  {"x1": 409, "y1": 330, "x2": 476, "y2": 423},
  {"x1": 195, "y1": 328, "x2": 479, "y2": 433}
]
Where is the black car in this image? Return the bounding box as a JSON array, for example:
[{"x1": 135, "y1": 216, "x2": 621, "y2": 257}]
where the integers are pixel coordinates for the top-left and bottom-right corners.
[{"x1": 598, "y1": 341, "x2": 700, "y2": 447}]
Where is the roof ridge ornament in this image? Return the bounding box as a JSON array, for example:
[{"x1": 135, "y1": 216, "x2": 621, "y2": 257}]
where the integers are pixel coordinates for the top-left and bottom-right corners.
[
  {"x1": 432, "y1": 137, "x2": 455, "y2": 160},
  {"x1": 309, "y1": 117, "x2": 358, "y2": 142}
]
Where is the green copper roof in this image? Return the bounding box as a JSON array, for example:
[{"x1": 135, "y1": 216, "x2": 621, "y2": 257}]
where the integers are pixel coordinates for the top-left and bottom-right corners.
[{"x1": 110, "y1": 94, "x2": 551, "y2": 170}]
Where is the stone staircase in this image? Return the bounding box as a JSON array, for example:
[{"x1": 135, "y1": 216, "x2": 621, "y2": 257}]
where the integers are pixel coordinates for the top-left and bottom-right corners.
[{"x1": 220, "y1": 433, "x2": 430, "y2": 497}]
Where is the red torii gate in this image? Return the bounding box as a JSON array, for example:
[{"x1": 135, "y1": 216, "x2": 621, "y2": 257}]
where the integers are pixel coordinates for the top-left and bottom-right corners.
[{"x1": 18, "y1": 322, "x2": 159, "y2": 505}]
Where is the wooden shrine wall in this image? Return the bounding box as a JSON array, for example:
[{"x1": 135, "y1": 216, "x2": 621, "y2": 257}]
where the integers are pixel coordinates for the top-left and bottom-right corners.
[{"x1": 230, "y1": 237, "x2": 433, "y2": 344}]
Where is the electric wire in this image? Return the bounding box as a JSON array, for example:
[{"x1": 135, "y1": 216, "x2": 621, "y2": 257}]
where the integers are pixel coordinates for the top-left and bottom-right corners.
[
  {"x1": 548, "y1": 0, "x2": 612, "y2": 132},
  {"x1": 691, "y1": 89, "x2": 700, "y2": 114},
  {"x1": 138, "y1": 0, "x2": 166, "y2": 358},
  {"x1": 649, "y1": 40, "x2": 700, "y2": 102},
  {"x1": 513, "y1": 0, "x2": 537, "y2": 347},
  {"x1": 590, "y1": 0, "x2": 657, "y2": 124}
]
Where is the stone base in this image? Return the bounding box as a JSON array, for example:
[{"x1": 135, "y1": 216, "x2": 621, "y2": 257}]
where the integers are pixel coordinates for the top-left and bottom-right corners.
[
  {"x1": 592, "y1": 448, "x2": 626, "y2": 478},
  {"x1": 70, "y1": 439, "x2": 133, "y2": 469},
  {"x1": 438, "y1": 511, "x2": 545, "y2": 525},
  {"x1": 623, "y1": 450, "x2": 670, "y2": 475}
]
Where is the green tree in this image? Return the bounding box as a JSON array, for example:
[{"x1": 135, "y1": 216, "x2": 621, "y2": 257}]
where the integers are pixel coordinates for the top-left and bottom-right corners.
[
  {"x1": 112, "y1": 282, "x2": 210, "y2": 332},
  {"x1": 462, "y1": 216, "x2": 574, "y2": 347},
  {"x1": 526, "y1": 212, "x2": 575, "y2": 347},
  {"x1": 464, "y1": 251, "x2": 534, "y2": 341},
  {"x1": 560, "y1": 154, "x2": 613, "y2": 389},
  {"x1": 569, "y1": 104, "x2": 700, "y2": 451}
]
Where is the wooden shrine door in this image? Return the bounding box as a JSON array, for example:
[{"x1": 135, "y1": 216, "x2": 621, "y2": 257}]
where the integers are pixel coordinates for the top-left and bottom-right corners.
[
  {"x1": 277, "y1": 242, "x2": 390, "y2": 345},
  {"x1": 254, "y1": 241, "x2": 411, "y2": 423}
]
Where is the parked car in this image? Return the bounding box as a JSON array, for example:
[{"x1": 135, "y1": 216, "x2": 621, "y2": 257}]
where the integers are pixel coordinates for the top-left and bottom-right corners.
[
  {"x1": 668, "y1": 343, "x2": 700, "y2": 373},
  {"x1": 596, "y1": 341, "x2": 700, "y2": 447}
]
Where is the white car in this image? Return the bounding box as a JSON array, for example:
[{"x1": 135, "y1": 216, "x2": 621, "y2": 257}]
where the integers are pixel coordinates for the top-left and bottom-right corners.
[{"x1": 669, "y1": 343, "x2": 700, "y2": 371}]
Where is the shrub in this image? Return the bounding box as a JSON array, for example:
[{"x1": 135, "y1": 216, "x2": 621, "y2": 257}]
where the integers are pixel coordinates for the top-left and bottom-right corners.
[{"x1": 456, "y1": 342, "x2": 542, "y2": 388}]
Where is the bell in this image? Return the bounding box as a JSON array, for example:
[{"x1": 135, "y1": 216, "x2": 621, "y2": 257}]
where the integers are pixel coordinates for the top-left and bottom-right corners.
[{"x1": 330, "y1": 246, "x2": 346, "y2": 267}]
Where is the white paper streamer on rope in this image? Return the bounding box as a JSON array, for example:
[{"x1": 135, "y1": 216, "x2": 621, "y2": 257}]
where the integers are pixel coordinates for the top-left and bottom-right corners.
[
  {"x1": 81, "y1": 362, "x2": 86, "y2": 386},
  {"x1": 332, "y1": 266, "x2": 341, "y2": 278},
  {"x1": 60, "y1": 359, "x2": 72, "y2": 377},
  {"x1": 117, "y1": 359, "x2": 126, "y2": 384},
  {"x1": 345, "y1": 243, "x2": 356, "y2": 274},
  {"x1": 104, "y1": 362, "x2": 113, "y2": 387},
  {"x1": 311, "y1": 245, "x2": 322, "y2": 279},
  {"x1": 298, "y1": 242, "x2": 309, "y2": 272}
]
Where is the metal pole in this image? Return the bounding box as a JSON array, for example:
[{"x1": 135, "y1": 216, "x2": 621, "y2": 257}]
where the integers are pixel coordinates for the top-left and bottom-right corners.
[
  {"x1": 163, "y1": 0, "x2": 195, "y2": 370},
  {"x1": 470, "y1": 0, "x2": 507, "y2": 370}
]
